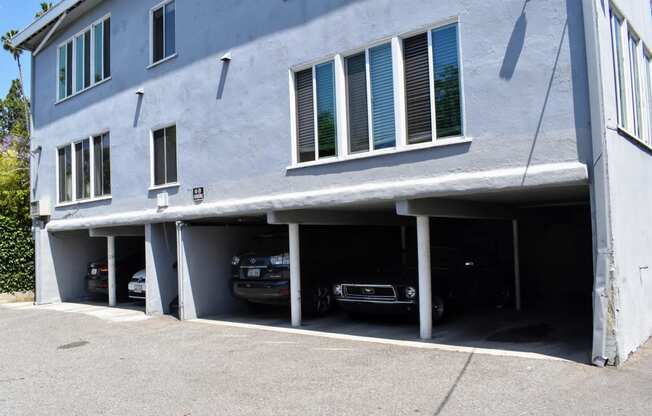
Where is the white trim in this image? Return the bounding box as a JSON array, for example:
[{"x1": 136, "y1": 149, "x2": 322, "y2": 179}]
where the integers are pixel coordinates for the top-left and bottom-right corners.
[
  {"x1": 287, "y1": 136, "x2": 472, "y2": 170},
  {"x1": 311, "y1": 65, "x2": 319, "y2": 160},
  {"x1": 288, "y1": 70, "x2": 299, "y2": 165},
  {"x1": 148, "y1": 183, "x2": 180, "y2": 191},
  {"x1": 55, "y1": 195, "x2": 112, "y2": 209},
  {"x1": 426, "y1": 29, "x2": 438, "y2": 140},
  {"x1": 146, "y1": 52, "x2": 178, "y2": 70},
  {"x1": 392, "y1": 36, "x2": 407, "y2": 150},
  {"x1": 365, "y1": 49, "x2": 374, "y2": 152},
  {"x1": 334, "y1": 54, "x2": 349, "y2": 156}
]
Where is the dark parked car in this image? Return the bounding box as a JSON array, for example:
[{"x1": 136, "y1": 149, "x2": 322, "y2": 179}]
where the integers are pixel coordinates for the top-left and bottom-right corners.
[
  {"x1": 333, "y1": 247, "x2": 512, "y2": 320},
  {"x1": 230, "y1": 232, "x2": 333, "y2": 315},
  {"x1": 85, "y1": 252, "x2": 144, "y2": 301}
]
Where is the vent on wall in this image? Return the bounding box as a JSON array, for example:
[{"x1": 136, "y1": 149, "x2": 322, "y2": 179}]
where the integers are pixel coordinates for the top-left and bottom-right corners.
[{"x1": 30, "y1": 200, "x2": 51, "y2": 218}]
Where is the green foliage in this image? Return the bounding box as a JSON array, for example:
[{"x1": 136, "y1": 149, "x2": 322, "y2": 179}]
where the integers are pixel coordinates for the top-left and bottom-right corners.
[
  {"x1": 0, "y1": 190, "x2": 30, "y2": 224},
  {"x1": 0, "y1": 214, "x2": 34, "y2": 293},
  {"x1": 1, "y1": 79, "x2": 30, "y2": 189},
  {"x1": 35, "y1": 3, "x2": 53, "y2": 18}
]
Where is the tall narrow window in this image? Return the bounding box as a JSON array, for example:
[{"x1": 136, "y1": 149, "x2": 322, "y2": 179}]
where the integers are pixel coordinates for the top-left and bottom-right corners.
[
  {"x1": 58, "y1": 146, "x2": 72, "y2": 203},
  {"x1": 369, "y1": 43, "x2": 396, "y2": 149},
  {"x1": 74, "y1": 30, "x2": 92, "y2": 92},
  {"x1": 152, "y1": 0, "x2": 176, "y2": 64},
  {"x1": 645, "y1": 54, "x2": 652, "y2": 144},
  {"x1": 152, "y1": 126, "x2": 178, "y2": 186},
  {"x1": 346, "y1": 53, "x2": 370, "y2": 153},
  {"x1": 403, "y1": 33, "x2": 432, "y2": 144},
  {"x1": 628, "y1": 33, "x2": 642, "y2": 137},
  {"x1": 93, "y1": 133, "x2": 111, "y2": 197},
  {"x1": 432, "y1": 24, "x2": 462, "y2": 138},
  {"x1": 295, "y1": 69, "x2": 315, "y2": 162},
  {"x1": 66, "y1": 41, "x2": 73, "y2": 97},
  {"x1": 316, "y1": 61, "x2": 337, "y2": 158},
  {"x1": 610, "y1": 11, "x2": 627, "y2": 127},
  {"x1": 75, "y1": 139, "x2": 91, "y2": 200},
  {"x1": 58, "y1": 45, "x2": 67, "y2": 100},
  {"x1": 93, "y1": 17, "x2": 110, "y2": 83}
]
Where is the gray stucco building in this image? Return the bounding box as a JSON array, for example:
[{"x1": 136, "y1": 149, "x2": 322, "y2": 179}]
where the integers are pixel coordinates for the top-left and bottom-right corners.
[{"x1": 11, "y1": 0, "x2": 652, "y2": 365}]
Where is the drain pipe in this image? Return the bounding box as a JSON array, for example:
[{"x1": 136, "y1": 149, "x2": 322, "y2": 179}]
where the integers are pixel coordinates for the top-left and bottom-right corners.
[{"x1": 581, "y1": 0, "x2": 616, "y2": 366}]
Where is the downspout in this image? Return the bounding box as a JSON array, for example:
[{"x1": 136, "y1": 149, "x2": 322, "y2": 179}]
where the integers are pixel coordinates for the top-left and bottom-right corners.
[{"x1": 581, "y1": 0, "x2": 617, "y2": 366}]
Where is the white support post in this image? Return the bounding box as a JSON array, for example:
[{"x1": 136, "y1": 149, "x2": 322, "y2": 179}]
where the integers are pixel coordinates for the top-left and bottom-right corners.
[
  {"x1": 107, "y1": 235, "x2": 116, "y2": 307},
  {"x1": 512, "y1": 219, "x2": 521, "y2": 312},
  {"x1": 416, "y1": 216, "x2": 432, "y2": 339},
  {"x1": 289, "y1": 223, "x2": 302, "y2": 327}
]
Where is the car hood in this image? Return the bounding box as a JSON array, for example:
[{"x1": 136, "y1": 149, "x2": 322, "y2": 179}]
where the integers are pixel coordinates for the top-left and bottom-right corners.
[{"x1": 130, "y1": 269, "x2": 147, "y2": 282}]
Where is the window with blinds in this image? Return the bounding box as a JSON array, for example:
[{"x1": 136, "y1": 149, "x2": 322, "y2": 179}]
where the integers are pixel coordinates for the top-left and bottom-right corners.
[
  {"x1": 346, "y1": 53, "x2": 370, "y2": 153},
  {"x1": 295, "y1": 61, "x2": 338, "y2": 162},
  {"x1": 404, "y1": 33, "x2": 432, "y2": 144},
  {"x1": 432, "y1": 24, "x2": 462, "y2": 138}
]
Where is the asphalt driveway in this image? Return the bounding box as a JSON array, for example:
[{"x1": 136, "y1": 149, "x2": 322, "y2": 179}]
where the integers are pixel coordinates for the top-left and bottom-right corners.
[{"x1": 0, "y1": 303, "x2": 651, "y2": 416}]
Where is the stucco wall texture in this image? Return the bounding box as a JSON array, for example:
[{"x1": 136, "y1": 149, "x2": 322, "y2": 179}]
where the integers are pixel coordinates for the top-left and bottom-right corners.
[{"x1": 30, "y1": 0, "x2": 591, "y2": 221}]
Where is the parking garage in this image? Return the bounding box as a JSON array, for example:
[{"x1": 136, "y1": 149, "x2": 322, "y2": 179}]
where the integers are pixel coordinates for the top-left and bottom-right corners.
[{"x1": 175, "y1": 197, "x2": 594, "y2": 362}]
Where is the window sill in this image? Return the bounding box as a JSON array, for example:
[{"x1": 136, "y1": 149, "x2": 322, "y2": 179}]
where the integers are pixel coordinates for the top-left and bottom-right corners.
[
  {"x1": 149, "y1": 182, "x2": 179, "y2": 191},
  {"x1": 55, "y1": 77, "x2": 112, "y2": 105},
  {"x1": 56, "y1": 195, "x2": 112, "y2": 208},
  {"x1": 287, "y1": 136, "x2": 472, "y2": 170},
  {"x1": 617, "y1": 125, "x2": 652, "y2": 153},
  {"x1": 146, "y1": 53, "x2": 178, "y2": 70}
]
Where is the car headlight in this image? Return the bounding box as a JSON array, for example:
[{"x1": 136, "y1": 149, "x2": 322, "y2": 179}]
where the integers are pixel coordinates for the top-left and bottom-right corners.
[
  {"x1": 333, "y1": 284, "x2": 343, "y2": 296},
  {"x1": 270, "y1": 253, "x2": 290, "y2": 266},
  {"x1": 231, "y1": 256, "x2": 240, "y2": 266},
  {"x1": 405, "y1": 286, "x2": 417, "y2": 299}
]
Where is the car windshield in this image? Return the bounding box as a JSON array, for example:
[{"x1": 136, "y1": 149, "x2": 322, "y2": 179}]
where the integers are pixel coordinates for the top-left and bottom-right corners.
[{"x1": 252, "y1": 233, "x2": 288, "y2": 254}]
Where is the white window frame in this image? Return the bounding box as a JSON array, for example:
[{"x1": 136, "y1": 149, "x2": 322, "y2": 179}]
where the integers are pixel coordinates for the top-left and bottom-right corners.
[
  {"x1": 149, "y1": 123, "x2": 180, "y2": 190},
  {"x1": 55, "y1": 14, "x2": 111, "y2": 104},
  {"x1": 609, "y1": 4, "x2": 652, "y2": 150},
  {"x1": 148, "y1": 0, "x2": 177, "y2": 67},
  {"x1": 55, "y1": 131, "x2": 112, "y2": 207},
  {"x1": 288, "y1": 17, "x2": 469, "y2": 168}
]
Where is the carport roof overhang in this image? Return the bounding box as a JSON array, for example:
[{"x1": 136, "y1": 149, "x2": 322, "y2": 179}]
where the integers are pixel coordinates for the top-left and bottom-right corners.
[{"x1": 45, "y1": 161, "x2": 589, "y2": 232}]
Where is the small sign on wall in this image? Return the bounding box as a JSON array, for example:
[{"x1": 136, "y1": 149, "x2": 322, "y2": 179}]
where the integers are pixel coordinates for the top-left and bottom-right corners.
[{"x1": 193, "y1": 187, "x2": 205, "y2": 203}]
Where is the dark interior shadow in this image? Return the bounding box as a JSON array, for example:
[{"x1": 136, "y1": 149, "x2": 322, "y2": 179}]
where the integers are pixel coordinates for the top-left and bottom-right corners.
[
  {"x1": 133, "y1": 94, "x2": 144, "y2": 128},
  {"x1": 499, "y1": 0, "x2": 531, "y2": 80},
  {"x1": 217, "y1": 60, "x2": 230, "y2": 100},
  {"x1": 521, "y1": 20, "x2": 568, "y2": 186}
]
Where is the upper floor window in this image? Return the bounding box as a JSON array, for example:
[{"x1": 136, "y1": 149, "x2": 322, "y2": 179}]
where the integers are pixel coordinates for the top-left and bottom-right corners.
[
  {"x1": 290, "y1": 21, "x2": 464, "y2": 166},
  {"x1": 57, "y1": 132, "x2": 111, "y2": 204},
  {"x1": 57, "y1": 16, "x2": 110, "y2": 102},
  {"x1": 151, "y1": 125, "x2": 178, "y2": 187},
  {"x1": 151, "y1": 0, "x2": 176, "y2": 65},
  {"x1": 609, "y1": 5, "x2": 652, "y2": 147}
]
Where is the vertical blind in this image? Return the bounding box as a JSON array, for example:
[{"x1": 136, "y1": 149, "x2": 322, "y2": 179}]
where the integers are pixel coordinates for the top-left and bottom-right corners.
[
  {"x1": 369, "y1": 43, "x2": 396, "y2": 149},
  {"x1": 432, "y1": 24, "x2": 462, "y2": 138},
  {"x1": 295, "y1": 68, "x2": 315, "y2": 162},
  {"x1": 316, "y1": 61, "x2": 337, "y2": 158},
  {"x1": 403, "y1": 33, "x2": 432, "y2": 144},
  {"x1": 346, "y1": 53, "x2": 370, "y2": 153}
]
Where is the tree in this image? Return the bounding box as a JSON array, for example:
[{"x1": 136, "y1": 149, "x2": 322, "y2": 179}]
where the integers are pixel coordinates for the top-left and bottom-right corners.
[
  {"x1": 35, "y1": 3, "x2": 53, "y2": 18},
  {"x1": 0, "y1": 80, "x2": 29, "y2": 189},
  {"x1": 1, "y1": 30, "x2": 29, "y2": 137}
]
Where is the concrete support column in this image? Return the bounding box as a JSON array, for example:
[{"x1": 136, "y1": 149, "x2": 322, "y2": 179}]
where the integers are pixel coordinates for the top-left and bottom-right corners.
[
  {"x1": 107, "y1": 236, "x2": 116, "y2": 307},
  {"x1": 416, "y1": 215, "x2": 432, "y2": 339},
  {"x1": 289, "y1": 223, "x2": 302, "y2": 327},
  {"x1": 512, "y1": 219, "x2": 521, "y2": 312}
]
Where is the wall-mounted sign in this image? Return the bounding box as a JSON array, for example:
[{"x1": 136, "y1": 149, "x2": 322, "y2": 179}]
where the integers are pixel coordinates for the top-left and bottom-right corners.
[{"x1": 193, "y1": 187, "x2": 205, "y2": 203}]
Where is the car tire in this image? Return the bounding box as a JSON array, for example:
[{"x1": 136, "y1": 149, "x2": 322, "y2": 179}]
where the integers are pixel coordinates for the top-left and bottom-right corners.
[
  {"x1": 432, "y1": 295, "x2": 445, "y2": 322},
  {"x1": 306, "y1": 287, "x2": 332, "y2": 316}
]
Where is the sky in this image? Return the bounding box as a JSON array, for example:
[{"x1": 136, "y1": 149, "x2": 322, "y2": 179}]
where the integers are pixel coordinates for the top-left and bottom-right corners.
[{"x1": 0, "y1": 0, "x2": 49, "y2": 98}]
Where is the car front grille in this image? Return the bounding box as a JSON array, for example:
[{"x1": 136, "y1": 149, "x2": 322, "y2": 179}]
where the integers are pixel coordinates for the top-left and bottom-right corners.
[{"x1": 342, "y1": 284, "x2": 397, "y2": 301}]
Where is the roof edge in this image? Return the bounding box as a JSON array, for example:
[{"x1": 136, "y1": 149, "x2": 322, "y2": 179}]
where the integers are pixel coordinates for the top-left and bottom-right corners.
[{"x1": 11, "y1": 0, "x2": 85, "y2": 50}]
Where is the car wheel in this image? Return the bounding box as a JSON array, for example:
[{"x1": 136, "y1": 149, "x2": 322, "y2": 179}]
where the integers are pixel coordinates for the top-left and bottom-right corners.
[
  {"x1": 312, "y1": 287, "x2": 332, "y2": 316},
  {"x1": 432, "y1": 295, "x2": 445, "y2": 322}
]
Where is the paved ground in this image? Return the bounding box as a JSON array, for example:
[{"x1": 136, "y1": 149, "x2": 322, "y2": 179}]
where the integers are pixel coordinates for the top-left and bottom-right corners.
[{"x1": 1, "y1": 304, "x2": 651, "y2": 416}]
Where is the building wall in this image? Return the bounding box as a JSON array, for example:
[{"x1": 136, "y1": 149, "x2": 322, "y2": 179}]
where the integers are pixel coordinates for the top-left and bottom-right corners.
[
  {"x1": 145, "y1": 223, "x2": 178, "y2": 314},
  {"x1": 588, "y1": 0, "x2": 652, "y2": 363},
  {"x1": 30, "y1": 0, "x2": 591, "y2": 223}
]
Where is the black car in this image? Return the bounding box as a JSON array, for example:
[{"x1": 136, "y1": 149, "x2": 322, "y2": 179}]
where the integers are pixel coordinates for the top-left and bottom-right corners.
[
  {"x1": 230, "y1": 232, "x2": 333, "y2": 315},
  {"x1": 85, "y1": 252, "x2": 145, "y2": 301},
  {"x1": 333, "y1": 247, "x2": 511, "y2": 320}
]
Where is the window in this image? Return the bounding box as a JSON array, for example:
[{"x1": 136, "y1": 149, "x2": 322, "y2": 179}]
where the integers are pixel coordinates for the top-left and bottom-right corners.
[
  {"x1": 644, "y1": 53, "x2": 652, "y2": 144},
  {"x1": 56, "y1": 133, "x2": 111, "y2": 204},
  {"x1": 345, "y1": 43, "x2": 396, "y2": 154},
  {"x1": 151, "y1": 0, "x2": 176, "y2": 64},
  {"x1": 403, "y1": 24, "x2": 462, "y2": 144},
  {"x1": 57, "y1": 16, "x2": 110, "y2": 101},
  {"x1": 628, "y1": 33, "x2": 643, "y2": 138},
  {"x1": 610, "y1": 11, "x2": 627, "y2": 126},
  {"x1": 93, "y1": 133, "x2": 111, "y2": 197},
  {"x1": 295, "y1": 61, "x2": 337, "y2": 162},
  {"x1": 290, "y1": 21, "x2": 465, "y2": 166},
  {"x1": 57, "y1": 146, "x2": 72, "y2": 203},
  {"x1": 75, "y1": 139, "x2": 91, "y2": 200},
  {"x1": 152, "y1": 125, "x2": 178, "y2": 186}
]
